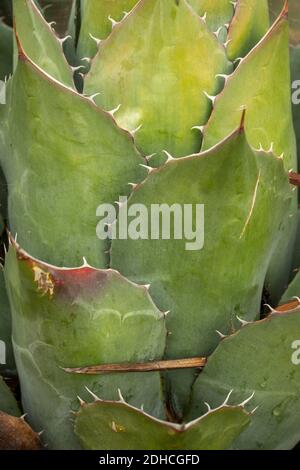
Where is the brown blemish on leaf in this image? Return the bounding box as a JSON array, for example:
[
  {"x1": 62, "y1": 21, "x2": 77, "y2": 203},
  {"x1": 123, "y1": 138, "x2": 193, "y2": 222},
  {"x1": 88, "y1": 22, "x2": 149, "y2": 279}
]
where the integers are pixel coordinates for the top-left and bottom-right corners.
[
  {"x1": 110, "y1": 421, "x2": 126, "y2": 433},
  {"x1": 0, "y1": 412, "x2": 42, "y2": 450},
  {"x1": 33, "y1": 265, "x2": 55, "y2": 298}
]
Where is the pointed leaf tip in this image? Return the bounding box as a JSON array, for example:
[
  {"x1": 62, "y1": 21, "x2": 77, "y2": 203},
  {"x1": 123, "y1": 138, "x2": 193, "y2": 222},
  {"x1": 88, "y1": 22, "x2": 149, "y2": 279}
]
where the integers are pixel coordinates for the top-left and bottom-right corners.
[{"x1": 238, "y1": 108, "x2": 246, "y2": 133}]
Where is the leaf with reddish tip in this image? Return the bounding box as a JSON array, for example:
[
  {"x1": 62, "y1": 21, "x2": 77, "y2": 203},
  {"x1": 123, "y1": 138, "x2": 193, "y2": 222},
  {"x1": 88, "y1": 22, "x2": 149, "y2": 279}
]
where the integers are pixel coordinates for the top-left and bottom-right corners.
[
  {"x1": 227, "y1": 0, "x2": 270, "y2": 60},
  {"x1": 269, "y1": 0, "x2": 300, "y2": 46},
  {"x1": 84, "y1": 0, "x2": 232, "y2": 162},
  {"x1": 14, "y1": 0, "x2": 74, "y2": 87},
  {"x1": 112, "y1": 127, "x2": 293, "y2": 415},
  {"x1": 1, "y1": 47, "x2": 145, "y2": 268},
  {"x1": 4, "y1": 243, "x2": 166, "y2": 449},
  {"x1": 75, "y1": 399, "x2": 250, "y2": 450},
  {"x1": 77, "y1": 0, "x2": 139, "y2": 61},
  {"x1": 0, "y1": 411, "x2": 42, "y2": 450},
  {"x1": 189, "y1": 311, "x2": 300, "y2": 450}
]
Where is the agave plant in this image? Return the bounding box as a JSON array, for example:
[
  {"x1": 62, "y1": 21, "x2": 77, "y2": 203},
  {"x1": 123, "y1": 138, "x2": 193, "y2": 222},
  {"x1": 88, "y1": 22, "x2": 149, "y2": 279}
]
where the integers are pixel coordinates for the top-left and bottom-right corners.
[{"x1": 0, "y1": 0, "x2": 300, "y2": 450}]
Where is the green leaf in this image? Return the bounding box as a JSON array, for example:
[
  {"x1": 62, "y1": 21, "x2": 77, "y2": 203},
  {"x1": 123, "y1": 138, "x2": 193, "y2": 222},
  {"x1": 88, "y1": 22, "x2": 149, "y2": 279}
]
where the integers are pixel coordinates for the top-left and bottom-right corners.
[
  {"x1": 227, "y1": 0, "x2": 270, "y2": 60},
  {"x1": 13, "y1": 0, "x2": 74, "y2": 87},
  {"x1": 0, "y1": 269, "x2": 15, "y2": 374},
  {"x1": 280, "y1": 267, "x2": 300, "y2": 303},
  {"x1": 0, "y1": 20, "x2": 12, "y2": 81},
  {"x1": 84, "y1": 0, "x2": 232, "y2": 162},
  {"x1": 1, "y1": 47, "x2": 145, "y2": 268},
  {"x1": 5, "y1": 243, "x2": 166, "y2": 449},
  {"x1": 189, "y1": 310, "x2": 300, "y2": 450},
  {"x1": 0, "y1": 376, "x2": 20, "y2": 417},
  {"x1": 75, "y1": 399, "x2": 250, "y2": 450},
  {"x1": 202, "y1": 12, "x2": 296, "y2": 172},
  {"x1": 187, "y1": 0, "x2": 234, "y2": 33},
  {"x1": 77, "y1": 0, "x2": 139, "y2": 61},
  {"x1": 202, "y1": 10, "x2": 298, "y2": 302},
  {"x1": 111, "y1": 127, "x2": 293, "y2": 415}
]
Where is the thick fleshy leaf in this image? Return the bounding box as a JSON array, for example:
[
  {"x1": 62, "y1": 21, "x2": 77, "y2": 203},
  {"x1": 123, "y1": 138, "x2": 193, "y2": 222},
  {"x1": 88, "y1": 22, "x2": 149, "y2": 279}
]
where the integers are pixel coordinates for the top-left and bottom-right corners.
[
  {"x1": 1, "y1": 47, "x2": 145, "y2": 268},
  {"x1": 84, "y1": 0, "x2": 232, "y2": 161},
  {"x1": 77, "y1": 0, "x2": 139, "y2": 60},
  {"x1": 13, "y1": 0, "x2": 74, "y2": 87},
  {"x1": 202, "y1": 12, "x2": 296, "y2": 171},
  {"x1": 227, "y1": 0, "x2": 270, "y2": 60},
  {"x1": 189, "y1": 310, "x2": 300, "y2": 450},
  {"x1": 0, "y1": 269, "x2": 15, "y2": 374},
  {"x1": 280, "y1": 268, "x2": 300, "y2": 303},
  {"x1": 5, "y1": 243, "x2": 166, "y2": 449},
  {"x1": 0, "y1": 376, "x2": 19, "y2": 416},
  {"x1": 112, "y1": 127, "x2": 293, "y2": 415},
  {"x1": 75, "y1": 399, "x2": 250, "y2": 450},
  {"x1": 187, "y1": 0, "x2": 234, "y2": 33},
  {"x1": 202, "y1": 9, "x2": 298, "y2": 302},
  {"x1": 0, "y1": 20, "x2": 12, "y2": 81},
  {"x1": 269, "y1": 0, "x2": 300, "y2": 46}
]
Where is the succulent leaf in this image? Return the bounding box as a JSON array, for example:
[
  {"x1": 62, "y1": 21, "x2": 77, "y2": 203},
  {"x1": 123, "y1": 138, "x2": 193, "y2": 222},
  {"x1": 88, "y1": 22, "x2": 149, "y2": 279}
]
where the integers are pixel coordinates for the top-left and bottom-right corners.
[
  {"x1": 1, "y1": 48, "x2": 145, "y2": 268},
  {"x1": 75, "y1": 398, "x2": 250, "y2": 450},
  {"x1": 202, "y1": 8, "x2": 298, "y2": 301},
  {"x1": 112, "y1": 126, "x2": 293, "y2": 414},
  {"x1": 280, "y1": 267, "x2": 300, "y2": 303},
  {"x1": 77, "y1": 0, "x2": 139, "y2": 61},
  {"x1": 13, "y1": 0, "x2": 74, "y2": 87},
  {"x1": 84, "y1": 0, "x2": 232, "y2": 161},
  {"x1": 187, "y1": 0, "x2": 234, "y2": 33},
  {"x1": 4, "y1": 243, "x2": 166, "y2": 449},
  {"x1": 227, "y1": 0, "x2": 270, "y2": 60},
  {"x1": 202, "y1": 11, "x2": 296, "y2": 171},
  {"x1": 189, "y1": 310, "x2": 300, "y2": 450}
]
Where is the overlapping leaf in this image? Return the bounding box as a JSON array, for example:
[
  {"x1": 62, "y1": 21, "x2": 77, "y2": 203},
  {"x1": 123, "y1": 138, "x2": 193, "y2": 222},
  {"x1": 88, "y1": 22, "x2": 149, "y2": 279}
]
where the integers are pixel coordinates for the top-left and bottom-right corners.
[
  {"x1": 77, "y1": 0, "x2": 139, "y2": 61},
  {"x1": 112, "y1": 127, "x2": 292, "y2": 415},
  {"x1": 14, "y1": 0, "x2": 74, "y2": 87},
  {"x1": 1, "y1": 46, "x2": 145, "y2": 268},
  {"x1": 189, "y1": 310, "x2": 300, "y2": 450},
  {"x1": 5, "y1": 243, "x2": 166, "y2": 449},
  {"x1": 75, "y1": 398, "x2": 250, "y2": 450},
  {"x1": 84, "y1": 0, "x2": 232, "y2": 161},
  {"x1": 227, "y1": 0, "x2": 270, "y2": 60}
]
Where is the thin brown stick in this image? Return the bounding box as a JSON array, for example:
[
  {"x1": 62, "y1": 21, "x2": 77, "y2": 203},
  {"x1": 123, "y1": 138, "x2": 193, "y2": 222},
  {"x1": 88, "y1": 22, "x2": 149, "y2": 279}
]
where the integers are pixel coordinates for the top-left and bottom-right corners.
[
  {"x1": 63, "y1": 357, "x2": 207, "y2": 375},
  {"x1": 289, "y1": 172, "x2": 300, "y2": 187}
]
